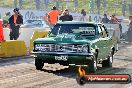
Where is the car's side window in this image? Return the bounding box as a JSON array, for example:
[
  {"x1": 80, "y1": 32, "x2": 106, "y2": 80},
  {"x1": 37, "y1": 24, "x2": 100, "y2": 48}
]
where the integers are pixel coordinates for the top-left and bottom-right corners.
[
  {"x1": 99, "y1": 25, "x2": 107, "y2": 37},
  {"x1": 98, "y1": 26, "x2": 104, "y2": 37},
  {"x1": 98, "y1": 26, "x2": 102, "y2": 33},
  {"x1": 102, "y1": 25, "x2": 109, "y2": 37}
]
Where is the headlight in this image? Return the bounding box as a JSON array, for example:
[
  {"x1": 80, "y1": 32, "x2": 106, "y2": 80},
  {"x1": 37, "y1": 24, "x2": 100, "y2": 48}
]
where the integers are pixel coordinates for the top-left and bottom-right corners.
[
  {"x1": 33, "y1": 44, "x2": 89, "y2": 53},
  {"x1": 34, "y1": 44, "x2": 48, "y2": 51},
  {"x1": 77, "y1": 45, "x2": 88, "y2": 53},
  {"x1": 82, "y1": 46, "x2": 88, "y2": 53}
]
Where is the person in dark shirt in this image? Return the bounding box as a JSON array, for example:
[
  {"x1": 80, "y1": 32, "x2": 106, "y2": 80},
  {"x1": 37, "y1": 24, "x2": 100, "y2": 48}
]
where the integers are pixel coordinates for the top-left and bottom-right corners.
[
  {"x1": 101, "y1": 14, "x2": 109, "y2": 23},
  {"x1": 8, "y1": 8, "x2": 23, "y2": 40},
  {"x1": 80, "y1": 9, "x2": 86, "y2": 21},
  {"x1": 119, "y1": 22, "x2": 122, "y2": 38},
  {"x1": 59, "y1": 9, "x2": 73, "y2": 22}
]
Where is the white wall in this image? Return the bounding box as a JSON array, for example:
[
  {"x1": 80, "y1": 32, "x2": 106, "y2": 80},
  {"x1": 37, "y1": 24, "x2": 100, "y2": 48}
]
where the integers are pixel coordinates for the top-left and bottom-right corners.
[
  {"x1": 0, "y1": 7, "x2": 124, "y2": 21},
  {"x1": 3, "y1": 28, "x2": 49, "y2": 47}
]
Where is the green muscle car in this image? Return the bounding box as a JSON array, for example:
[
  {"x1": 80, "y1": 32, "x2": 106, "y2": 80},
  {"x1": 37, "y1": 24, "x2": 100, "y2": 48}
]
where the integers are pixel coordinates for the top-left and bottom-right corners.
[{"x1": 32, "y1": 21, "x2": 118, "y2": 73}]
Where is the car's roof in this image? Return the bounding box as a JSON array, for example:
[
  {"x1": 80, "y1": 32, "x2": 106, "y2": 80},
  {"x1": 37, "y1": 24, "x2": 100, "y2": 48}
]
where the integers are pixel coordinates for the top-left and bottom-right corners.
[{"x1": 57, "y1": 21, "x2": 101, "y2": 25}]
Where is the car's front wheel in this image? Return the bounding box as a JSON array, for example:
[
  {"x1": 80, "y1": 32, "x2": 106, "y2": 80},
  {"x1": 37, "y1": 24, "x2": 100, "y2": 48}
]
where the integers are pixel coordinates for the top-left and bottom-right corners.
[
  {"x1": 89, "y1": 54, "x2": 97, "y2": 73},
  {"x1": 35, "y1": 58, "x2": 44, "y2": 70},
  {"x1": 102, "y1": 51, "x2": 114, "y2": 67}
]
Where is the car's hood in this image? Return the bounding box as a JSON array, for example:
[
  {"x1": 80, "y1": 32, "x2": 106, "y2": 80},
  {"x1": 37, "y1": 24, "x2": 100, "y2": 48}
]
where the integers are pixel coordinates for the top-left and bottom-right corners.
[{"x1": 34, "y1": 33, "x2": 96, "y2": 44}]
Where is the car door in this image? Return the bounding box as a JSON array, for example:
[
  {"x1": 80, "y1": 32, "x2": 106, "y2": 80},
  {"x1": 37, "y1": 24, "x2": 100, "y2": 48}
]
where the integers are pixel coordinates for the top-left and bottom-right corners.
[
  {"x1": 101, "y1": 25, "x2": 113, "y2": 56},
  {"x1": 102, "y1": 25, "x2": 115, "y2": 55},
  {"x1": 97, "y1": 25, "x2": 109, "y2": 59}
]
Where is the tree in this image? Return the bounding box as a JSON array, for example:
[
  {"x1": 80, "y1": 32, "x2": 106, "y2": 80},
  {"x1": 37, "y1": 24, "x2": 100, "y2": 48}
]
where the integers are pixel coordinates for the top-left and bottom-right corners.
[
  {"x1": 89, "y1": 0, "x2": 95, "y2": 14},
  {"x1": 74, "y1": 0, "x2": 78, "y2": 11},
  {"x1": 44, "y1": 0, "x2": 49, "y2": 10},
  {"x1": 14, "y1": 0, "x2": 17, "y2": 8},
  {"x1": 35, "y1": 0, "x2": 40, "y2": 10},
  {"x1": 102, "y1": 0, "x2": 107, "y2": 14},
  {"x1": 122, "y1": 0, "x2": 126, "y2": 16},
  {"x1": 55, "y1": 0, "x2": 59, "y2": 10},
  {"x1": 96, "y1": 0, "x2": 101, "y2": 14},
  {"x1": 19, "y1": 0, "x2": 22, "y2": 9},
  {"x1": 129, "y1": 2, "x2": 132, "y2": 15}
]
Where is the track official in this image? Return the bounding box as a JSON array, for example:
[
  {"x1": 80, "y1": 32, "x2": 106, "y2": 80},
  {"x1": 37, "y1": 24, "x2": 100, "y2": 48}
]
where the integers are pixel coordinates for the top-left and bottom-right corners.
[
  {"x1": 8, "y1": 8, "x2": 23, "y2": 40},
  {"x1": 48, "y1": 6, "x2": 61, "y2": 28}
]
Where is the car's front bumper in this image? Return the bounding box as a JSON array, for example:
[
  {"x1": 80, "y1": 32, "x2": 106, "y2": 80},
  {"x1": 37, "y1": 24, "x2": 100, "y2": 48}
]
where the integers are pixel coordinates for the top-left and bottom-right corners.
[
  {"x1": 32, "y1": 51, "x2": 94, "y2": 56},
  {"x1": 32, "y1": 51, "x2": 94, "y2": 65}
]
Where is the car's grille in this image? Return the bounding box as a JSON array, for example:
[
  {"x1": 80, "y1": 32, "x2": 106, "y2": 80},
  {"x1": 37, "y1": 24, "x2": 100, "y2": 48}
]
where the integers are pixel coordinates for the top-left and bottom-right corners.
[{"x1": 34, "y1": 44, "x2": 88, "y2": 53}]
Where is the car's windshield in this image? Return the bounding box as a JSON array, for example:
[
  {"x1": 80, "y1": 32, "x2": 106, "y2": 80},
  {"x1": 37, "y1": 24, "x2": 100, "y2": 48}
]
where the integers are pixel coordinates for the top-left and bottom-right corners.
[{"x1": 51, "y1": 24, "x2": 96, "y2": 36}]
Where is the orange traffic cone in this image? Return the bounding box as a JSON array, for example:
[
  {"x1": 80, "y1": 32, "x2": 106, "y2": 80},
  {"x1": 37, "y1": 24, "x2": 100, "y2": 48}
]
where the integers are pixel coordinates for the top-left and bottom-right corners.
[{"x1": 0, "y1": 19, "x2": 4, "y2": 42}]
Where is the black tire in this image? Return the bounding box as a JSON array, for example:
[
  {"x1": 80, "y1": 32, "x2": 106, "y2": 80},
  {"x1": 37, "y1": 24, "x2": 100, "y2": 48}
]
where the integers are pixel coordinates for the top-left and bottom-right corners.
[
  {"x1": 102, "y1": 51, "x2": 113, "y2": 67},
  {"x1": 89, "y1": 54, "x2": 97, "y2": 73},
  {"x1": 60, "y1": 62, "x2": 69, "y2": 66},
  {"x1": 69, "y1": 66, "x2": 78, "y2": 72},
  {"x1": 35, "y1": 59, "x2": 44, "y2": 70},
  {"x1": 76, "y1": 76, "x2": 87, "y2": 85}
]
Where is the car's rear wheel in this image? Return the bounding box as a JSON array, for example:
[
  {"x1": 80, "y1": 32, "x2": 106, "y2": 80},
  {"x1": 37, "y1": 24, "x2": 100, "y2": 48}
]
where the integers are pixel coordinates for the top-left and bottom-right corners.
[
  {"x1": 102, "y1": 51, "x2": 114, "y2": 67},
  {"x1": 89, "y1": 54, "x2": 97, "y2": 73},
  {"x1": 35, "y1": 58, "x2": 44, "y2": 70}
]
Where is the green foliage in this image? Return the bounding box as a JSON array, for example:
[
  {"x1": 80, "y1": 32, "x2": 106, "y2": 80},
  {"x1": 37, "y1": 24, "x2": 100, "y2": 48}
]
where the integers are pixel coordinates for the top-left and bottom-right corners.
[{"x1": 0, "y1": 0, "x2": 132, "y2": 16}]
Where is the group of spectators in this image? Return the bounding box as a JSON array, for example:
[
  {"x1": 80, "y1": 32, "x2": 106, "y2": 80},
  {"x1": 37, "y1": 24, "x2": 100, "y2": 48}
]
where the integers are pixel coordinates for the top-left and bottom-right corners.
[
  {"x1": 101, "y1": 14, "x2": 119, "y2": 24},
  {"x1": 44, "y1": 7, "x2": 96, "y2": 27},
  {"x1": 2, "y1": 6, "x2": 130, "y2": 42},
  {"x1": 80, "y1": 9, "x2": 120, "y2": 24},
  {"x1": 43, "y1": 6, "x2": 73, "y2": 28}
]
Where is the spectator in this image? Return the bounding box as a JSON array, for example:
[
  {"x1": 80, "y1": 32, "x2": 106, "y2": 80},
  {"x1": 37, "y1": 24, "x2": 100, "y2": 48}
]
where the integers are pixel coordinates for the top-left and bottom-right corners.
[
  {"x1": 80, "y1": 9, "x2": 86, "y2": 21},
  {"x1": 43, "y1": 13, "x2": 49, "y2": 25},
  {"x1": 110, "y1": 15, "x2": 119, "y2": 24},
  {"x1": 119, "y1": 22, "x2": 122, "y2": 38},
  {"x1": 101, "y1": 14, "x2": 109, "y2": 23},
  {"x1": 8, "y1": 8, "x2": 23, "y2": 40},
  {"x1": 59, "y1": 9, "x2": 73, "y2": 22},
  {"x1": 48, "y1": 6, "x2": 61, "y2": 28},
  {"x1": 88, "y1": 16, "x2": 93, "y2": 22}
]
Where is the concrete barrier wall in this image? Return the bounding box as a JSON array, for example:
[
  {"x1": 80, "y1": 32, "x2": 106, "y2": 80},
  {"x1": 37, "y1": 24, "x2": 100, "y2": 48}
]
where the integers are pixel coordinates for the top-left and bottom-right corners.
[
  {"x1": 0, "y1": 40, "x2": 27, "y2": 57},
  {"x1": 3, "y1": 28, "x2": 50, "y2": 47}
]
